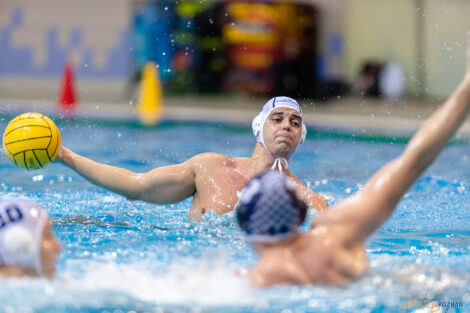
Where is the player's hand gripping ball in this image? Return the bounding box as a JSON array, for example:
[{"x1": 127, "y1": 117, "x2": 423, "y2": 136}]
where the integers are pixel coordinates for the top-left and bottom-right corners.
[{"x1": 2, "y1": 113, "x2": 61, "y2": 170}]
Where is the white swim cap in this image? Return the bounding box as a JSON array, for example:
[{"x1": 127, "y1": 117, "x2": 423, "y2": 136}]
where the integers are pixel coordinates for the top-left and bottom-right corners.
[
  {"x1": 252, "y1": 97, "x2": 307, "y2": 172},
  {"x1": 0, "y1": 200, "x2": 47, "y2": 275}
]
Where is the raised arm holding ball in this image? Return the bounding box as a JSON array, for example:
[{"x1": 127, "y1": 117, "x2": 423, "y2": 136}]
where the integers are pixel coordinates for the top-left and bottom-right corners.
[{"x1": 57, "y1": 97, "x2": 327, "y2": 221}]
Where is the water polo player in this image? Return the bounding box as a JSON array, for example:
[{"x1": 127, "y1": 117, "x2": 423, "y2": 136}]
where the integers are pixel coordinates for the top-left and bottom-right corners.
[
  {"x1": 235, "y1": 35, "x2": 470, "y2": 285},
  {"x1": 57, "y1": 96, "x2": 327, "y2": 221},
  {"x1": 0, "y1": 200, "x2": 61, "y2": 278}
]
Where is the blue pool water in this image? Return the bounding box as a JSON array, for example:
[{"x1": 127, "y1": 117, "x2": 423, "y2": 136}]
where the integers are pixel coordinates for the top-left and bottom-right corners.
[{"x1": 0, "y1": 119, "x2": 470, "y2": 313}]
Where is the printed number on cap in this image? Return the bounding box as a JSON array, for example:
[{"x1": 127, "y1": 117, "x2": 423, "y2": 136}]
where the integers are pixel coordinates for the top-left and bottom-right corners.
[{"x1": 0, "y1": 206, "x2": 24, "y2": 228}]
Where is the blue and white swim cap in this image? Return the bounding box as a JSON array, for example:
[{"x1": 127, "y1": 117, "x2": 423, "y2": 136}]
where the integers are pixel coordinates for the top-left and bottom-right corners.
[
  {"x1": 0, "y1": 200, "x2": 47, "y2": 275},
  {"x1": 252, "y1": 97, "x2": 307, "y2": 172},
  {"x1": 236, "y1": 171, "x2": 307, "y2": 242}
]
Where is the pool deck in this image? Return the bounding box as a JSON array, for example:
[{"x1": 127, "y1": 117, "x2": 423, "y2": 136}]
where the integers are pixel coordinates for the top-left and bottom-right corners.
[{"x1": 1, "y1": 94, "x2": 470, "y2": 138}]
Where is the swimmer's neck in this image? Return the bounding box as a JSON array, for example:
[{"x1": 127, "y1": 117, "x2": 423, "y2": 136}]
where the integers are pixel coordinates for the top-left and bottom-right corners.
[
  {"x1": 0, "y1": 265, "x2": 38, "y2": 278},
  {"x1": 251, "y1": 233, "x2": 300, "y2": 255},
  {"x1": 249, "y1": 143, "x2": 291, "y2": 173}
]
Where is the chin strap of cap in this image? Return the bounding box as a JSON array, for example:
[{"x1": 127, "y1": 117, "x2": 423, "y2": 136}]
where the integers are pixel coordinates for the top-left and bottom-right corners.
[{"x1": 271, "y1": 157, "x2": 288, "y2": 173}]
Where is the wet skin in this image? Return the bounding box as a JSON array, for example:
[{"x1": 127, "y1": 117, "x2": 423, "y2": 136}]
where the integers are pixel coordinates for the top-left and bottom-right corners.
[
  {"x1": 58, "y1": 107, "x2": 328, "y2": 221},
  {"x1": 246, "y1": 56, "x2": 470, "y2": 286},
  {"x1": 40, "y1": 219, "x2": 61, "y2": 278},
  {"x1": 188, "y1": 108, "x2": 324, "y2": 220}
]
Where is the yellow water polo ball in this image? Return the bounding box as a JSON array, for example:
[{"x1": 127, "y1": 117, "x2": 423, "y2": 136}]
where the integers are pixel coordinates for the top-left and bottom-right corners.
[{"x1": 2, "y1": 112, "x2": 61, "y2": 170}]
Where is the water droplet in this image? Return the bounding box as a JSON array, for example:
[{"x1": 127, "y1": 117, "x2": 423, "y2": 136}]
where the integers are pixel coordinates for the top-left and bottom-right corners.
[{"x1": 32, "y1": 175, "x2": 43, "y2": 182}]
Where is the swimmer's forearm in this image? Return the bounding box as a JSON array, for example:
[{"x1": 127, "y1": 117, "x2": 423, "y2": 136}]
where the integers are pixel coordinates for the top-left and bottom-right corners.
[
  {"x1": 371, "y1": 75, "x2": 470, "y2": 207},
  {"x1": 403, "y1": 31, "x2": 470, "y2": 178},
  {"x1": 392, "y1": 33, "x2": 470, "y2": 196},
  {"x1": 337, "y1": 38, "x2": 470, "y2": 245},
  {"x1": 350, "y1": 76, "x2": 470, "y2": 233},
  {"x1": 58, "y1": 147, "x2": 142, "y2": 199},
  {"x1": 403, "y1": 75, "x2": 470, "y2": 178},
  {"x1": 58, "y1": 147, "x2": 196, "y2": 204},
  {"x1": 374, "y1": 75, "x2": 470, "y2": 206}
]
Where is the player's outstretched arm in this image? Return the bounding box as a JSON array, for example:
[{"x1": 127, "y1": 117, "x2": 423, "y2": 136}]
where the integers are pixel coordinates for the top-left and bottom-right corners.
[
  {"x1": 58, "y1": 146, "x2": 196, "y2": 204},
  {"x1": 325, "y1": 32, "x2": 470, "y2": 245}
]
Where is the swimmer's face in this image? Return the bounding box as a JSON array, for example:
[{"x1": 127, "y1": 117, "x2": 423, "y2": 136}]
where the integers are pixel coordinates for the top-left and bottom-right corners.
[
  {"x1": 263, "y1": 108, "x2": 303, "y2": 157},
  {"x1": 40, "y1": 219, "x2": 61, "y2": 278}
]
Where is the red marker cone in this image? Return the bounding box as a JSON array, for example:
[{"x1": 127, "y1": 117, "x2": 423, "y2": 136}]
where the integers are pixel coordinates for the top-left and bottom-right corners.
[{"x1": 58, "y1": 62, "x2": 77, "y2": 117}]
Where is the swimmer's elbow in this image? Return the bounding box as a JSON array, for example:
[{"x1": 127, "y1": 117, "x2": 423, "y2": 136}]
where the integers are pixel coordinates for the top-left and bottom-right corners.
[{"x1": 127, "y1": 173, "x2": 148, "y2": 200}]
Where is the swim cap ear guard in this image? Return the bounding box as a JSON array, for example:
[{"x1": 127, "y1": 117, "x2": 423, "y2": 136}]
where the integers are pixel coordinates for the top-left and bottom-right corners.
[
  {"x1": 0, "y1": 200, "x2": 47, "y2": 275},
  {"x1": 3, "y1": 226, "x2": 36, "y2": 262},
  {"x1": 236, "y1": 170, "x2": 307, "y2": 243},
  {"x1": 252, "y1": 114, "x2": 263, "y2": 138},
  {"x1": 301, "y1": 124, "x2": 307, "y2": 144}
]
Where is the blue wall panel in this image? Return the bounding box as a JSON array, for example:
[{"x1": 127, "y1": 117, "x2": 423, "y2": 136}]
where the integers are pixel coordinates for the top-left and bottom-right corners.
[{"x1": 0, "y1": 7, "x2": 130, "y2": 78}]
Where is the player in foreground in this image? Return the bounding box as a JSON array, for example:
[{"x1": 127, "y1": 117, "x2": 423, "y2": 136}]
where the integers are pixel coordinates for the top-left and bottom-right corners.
[
  {"x1": 58, "y1": 97, "x2": 327, "y2": 221},
  {"x1": 0, "y1": 200, "x2": 61, "y2": 279},
  {"x1": 235, "y1": 33, "x2": 470, "y2": 286}
]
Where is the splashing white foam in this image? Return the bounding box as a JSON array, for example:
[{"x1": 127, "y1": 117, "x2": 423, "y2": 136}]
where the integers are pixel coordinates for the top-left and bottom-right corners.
[{"x1": 66, "y1": 259, "x2": 254, "y2": 306}]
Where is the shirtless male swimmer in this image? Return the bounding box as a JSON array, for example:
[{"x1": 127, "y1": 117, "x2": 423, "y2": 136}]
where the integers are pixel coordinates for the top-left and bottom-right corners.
[
  {"x1": 58, "y1": 97, "x2": 327, "y2": 221},
  {"x1": 235, "y1": 33, "x2": 470, "y2": 287}
]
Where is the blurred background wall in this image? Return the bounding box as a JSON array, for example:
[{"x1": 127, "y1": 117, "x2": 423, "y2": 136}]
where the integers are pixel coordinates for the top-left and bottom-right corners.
[
  {"x1": 1, "y1": 0, "x2": 469, "y2": 102},
  {"x1": 0, "y1": 0, "x2": 130, "y2": 102},
  {"x1": 344, "y1": 0, "x2": 470, "y2": 99}
]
